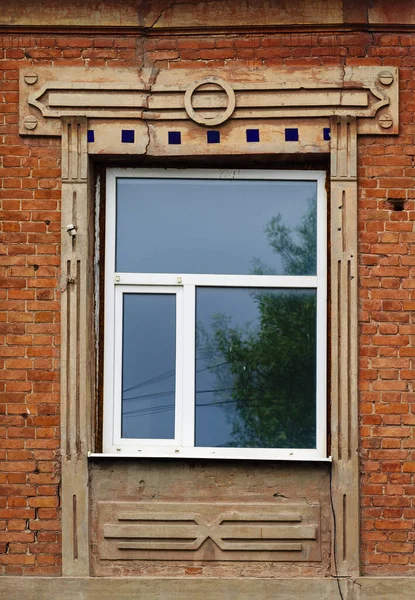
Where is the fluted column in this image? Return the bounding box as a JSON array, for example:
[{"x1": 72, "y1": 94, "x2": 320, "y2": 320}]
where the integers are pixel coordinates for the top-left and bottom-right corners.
[
  {"x1": 330, "y1": 116, "x2": 360, "y2": 577},
  {"x1": 60, "y1": 117, "x2": 93, "y2": 576}
]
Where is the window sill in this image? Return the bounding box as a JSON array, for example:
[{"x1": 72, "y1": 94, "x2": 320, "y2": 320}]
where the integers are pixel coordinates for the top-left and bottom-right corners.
[{"x1": 88, "y1": 450, "x2": 332, "y2": 462}]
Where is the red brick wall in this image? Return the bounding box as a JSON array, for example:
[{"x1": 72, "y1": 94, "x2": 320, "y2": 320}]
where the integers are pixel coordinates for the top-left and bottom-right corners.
[
  {"x1": 0, "y1": 41, "x2": 62, "y2": 574},
  {"x1": 0, "y1": 28, "x2": 415, "y2": 576}
]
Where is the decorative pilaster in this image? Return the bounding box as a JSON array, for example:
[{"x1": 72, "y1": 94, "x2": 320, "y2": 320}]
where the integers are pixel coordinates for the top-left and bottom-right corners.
[
  {"x1": 330, "y1": 116, "x2": 359, "y2": 577},
  {"x1": 60, "y1": 117, "x2": 93, "y2": 576}
]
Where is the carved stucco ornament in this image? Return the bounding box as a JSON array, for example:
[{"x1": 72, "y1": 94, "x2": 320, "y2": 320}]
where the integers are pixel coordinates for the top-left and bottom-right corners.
[
  {"x1": 19, "y1": 65, "x2": 399, "y2": 143},
  {"x1": 184, "y1": 76, "x2": 236, "y2": 126},
  {"x1": 98, "y1": 502, "x2": 322, "y2": 562}
]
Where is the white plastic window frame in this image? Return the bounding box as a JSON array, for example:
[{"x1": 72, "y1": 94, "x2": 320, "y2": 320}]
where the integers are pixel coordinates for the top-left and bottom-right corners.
[{"x1": 102, "y1": 168, "x2": 328, "y2": 460}]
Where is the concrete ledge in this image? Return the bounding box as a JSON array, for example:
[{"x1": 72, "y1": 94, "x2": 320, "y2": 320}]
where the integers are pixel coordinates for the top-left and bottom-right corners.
[
  {"x1": 1, "y1": 577, "x2": 415, "y2": 600},
  {"x1": 2, "y1": 0, "x2": 415, "y2": 28}
]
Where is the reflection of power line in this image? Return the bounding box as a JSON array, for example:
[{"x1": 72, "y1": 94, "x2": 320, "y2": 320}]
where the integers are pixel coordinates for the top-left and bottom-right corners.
[
  {"x1": 123, "y1": 387, "x2": 234, "y2": 405},
  {"x1": 123, "y1": 397, "x2": 240, "y2": 418},
  {"x1": 124, "y1": 404, "x2": 175, "y2": 418},
  {"x1": 124, "y1": 393, "x2": 290, "y2": 418},
  {"x1": 197, "y1": 397, "x2": 237, "y2": 405},
  {"x1": 122, "y1": 369, "x2": 175, "y2": 393},
  {"x1": 123, "y1": 361, "x2": 231, "y2": 399},
  {"x1": 124, "y1": 390, "x2": 176, "y2": 402}
]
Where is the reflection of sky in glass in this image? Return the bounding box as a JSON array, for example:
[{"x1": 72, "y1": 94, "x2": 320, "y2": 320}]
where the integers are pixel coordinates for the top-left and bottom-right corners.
[
  {"x1": 116, "y1": 178, "x2": 316, "y2": 275},
  {"x1": 121, "y1": 294, "x2": 176, "y2": 439},
  {"x1": 195, "y1": 288, "x2": 317, "y2": 448}
]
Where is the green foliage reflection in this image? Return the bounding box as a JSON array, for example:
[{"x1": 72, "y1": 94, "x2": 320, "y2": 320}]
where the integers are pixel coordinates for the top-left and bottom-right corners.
[{"x1": 196, "y1": 198, "x2": 318, "y2": 448}]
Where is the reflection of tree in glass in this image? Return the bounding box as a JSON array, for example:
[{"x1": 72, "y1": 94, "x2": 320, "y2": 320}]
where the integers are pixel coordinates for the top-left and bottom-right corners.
[
  {"x1": 197, "y1": 199, "x2": 317, "y2": 448},
  {"x1": 252, "y1": 197, "x2": 316, "y2": 276}
]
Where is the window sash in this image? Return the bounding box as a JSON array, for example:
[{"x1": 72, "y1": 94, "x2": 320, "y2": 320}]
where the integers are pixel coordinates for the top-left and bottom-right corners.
[
  {"x1": 113, "y1": 286, "x2": 185, "y2": 447},
  {"x1": 103, "y1": 168, "x2": 327, "y2": 460}
]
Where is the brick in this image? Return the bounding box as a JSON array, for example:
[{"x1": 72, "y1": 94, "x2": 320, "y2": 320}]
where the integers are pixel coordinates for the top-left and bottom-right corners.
[{"x1": 377, "y1": 543, "x2": 414, "y2": 553}]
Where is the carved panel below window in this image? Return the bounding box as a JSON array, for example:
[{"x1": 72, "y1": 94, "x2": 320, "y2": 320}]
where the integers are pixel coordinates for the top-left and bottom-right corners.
[{"x1": 98, "y1": 502, "x2": 321, "y2": 562}]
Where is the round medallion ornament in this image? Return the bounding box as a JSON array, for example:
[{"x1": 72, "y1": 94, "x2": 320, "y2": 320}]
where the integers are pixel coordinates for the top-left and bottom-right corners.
[
  {"x1": 24, "y1": 72, "x2": 38, "y2": 85},
  {"x1": 378, "y1": 70, "x2": 394, "y2": 86},
  {"x1": 378, "y1": 113, "x2": 393, "y2": 129},
  {"x1": 23, "y1": 115, "x2": 38, "y2": 130},
  {"x1": 184, "y1": 77, "x2": 236, "y2": 126}
]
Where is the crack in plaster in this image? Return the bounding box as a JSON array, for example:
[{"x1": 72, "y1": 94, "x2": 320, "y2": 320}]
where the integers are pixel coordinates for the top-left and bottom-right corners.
[
  {"x1": 365, "y1": 31, "x2": 375, "y2": 58},
  {"x1": 366, "y1": 0, "x2": 375, "y2": 26},
  {"x1": 138, "y1": 29, "x2": 162, "y2": 155},
  {"x1": 148, "y1": 0, "x2": 220, "y2": 29}
]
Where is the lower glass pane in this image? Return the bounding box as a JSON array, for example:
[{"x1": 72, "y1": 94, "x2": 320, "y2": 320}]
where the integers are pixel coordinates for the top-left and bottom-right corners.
[
  {"x1": 121, "y1": 293, "x2": 176, "y2": 439},
  {"x1": 195, "y1": 288, "x2": 317, "y2": 449}
]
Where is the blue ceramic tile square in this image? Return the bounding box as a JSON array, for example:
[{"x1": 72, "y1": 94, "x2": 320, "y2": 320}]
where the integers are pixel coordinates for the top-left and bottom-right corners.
[
  {"x1": 207, "y1": 130, "x2": 220, "y2": 144},
  {"x1": 87, "y1": 130, "x2": 95, "y2": 143},
  {"x1": 285, "y1": 128, "x2": 299, "y2": 142},
  {"x1": 168, "y1": 131, "x2": 181, "y2": 145},
  {"x1": 121, "y1": 130, "x2": 135, "y2": 143},
  {"x1": 246, "y1": 129, "x2": 260, "y2": 142},
  {"x1": 323, "y1": 127, "x2": 331, "y2": 141}
]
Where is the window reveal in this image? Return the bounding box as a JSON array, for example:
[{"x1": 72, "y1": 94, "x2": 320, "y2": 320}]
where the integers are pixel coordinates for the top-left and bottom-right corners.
[{"x1": 104, "y1": 169, "x2": 327, "y2": 459}]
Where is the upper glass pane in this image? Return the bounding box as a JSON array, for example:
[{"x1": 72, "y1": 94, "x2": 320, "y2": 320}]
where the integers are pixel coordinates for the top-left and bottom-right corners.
[
  {"x1": 116, "y1": 178, "x2": 317, "y2": 276},
  {"x1": 121, "y1": 293, "x2": 176, "y2": 440}
]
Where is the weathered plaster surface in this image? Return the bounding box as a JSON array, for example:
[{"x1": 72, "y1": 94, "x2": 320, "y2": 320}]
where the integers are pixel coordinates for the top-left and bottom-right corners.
[
  {"x1": 89, "y1": 460, "x2": 331, "y2": 577},
  {"x1": 19, "y1": 65, "x2": 399, "y2": 138},
  {"x1": 136, "y1": 0, "x2": 343, "y2": 28},
  {"x1": 4, "y1": 0, "x2": 415, "y2": 28},
  {"x1": 3, "y1": 576, "x2": 415, "y2": 600},
  {"x1": 368, "y1": 0, "x2": 415, "y2": 24},
  {"x1": 0, "y1": 0, "x2": 139, "y2": 27}
]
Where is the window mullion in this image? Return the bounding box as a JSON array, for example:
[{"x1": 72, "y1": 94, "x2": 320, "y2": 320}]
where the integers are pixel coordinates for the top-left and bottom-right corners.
[
  {"x1": 112, "y1": 285, "x2": 124, "y2": 446},
  {"x1": 315, "y1": 173, "x2": 328, "y2": 457},
  {"x1": 181, "y1": 284, "x2": 196, "y2": 448},
  {"x1": 174, "y1": 286, "x2": 185, "y2": 446}
]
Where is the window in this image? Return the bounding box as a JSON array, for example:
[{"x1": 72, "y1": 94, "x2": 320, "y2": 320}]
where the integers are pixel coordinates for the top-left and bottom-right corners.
[{"x1": 103, "y1": 169, "x2": 327, "y2": 459}]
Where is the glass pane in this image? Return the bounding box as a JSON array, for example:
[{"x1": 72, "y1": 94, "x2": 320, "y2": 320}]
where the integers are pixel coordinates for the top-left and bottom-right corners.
[
  {"x1": 116, "y1": 178, "x2": 317, "y2": 276},
  {"x1": 121, "y1": 294, "x2": 176, "y2": 439},
  {"x1": 195, "y1": 288, "x2": 316, "y2": 449}
]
